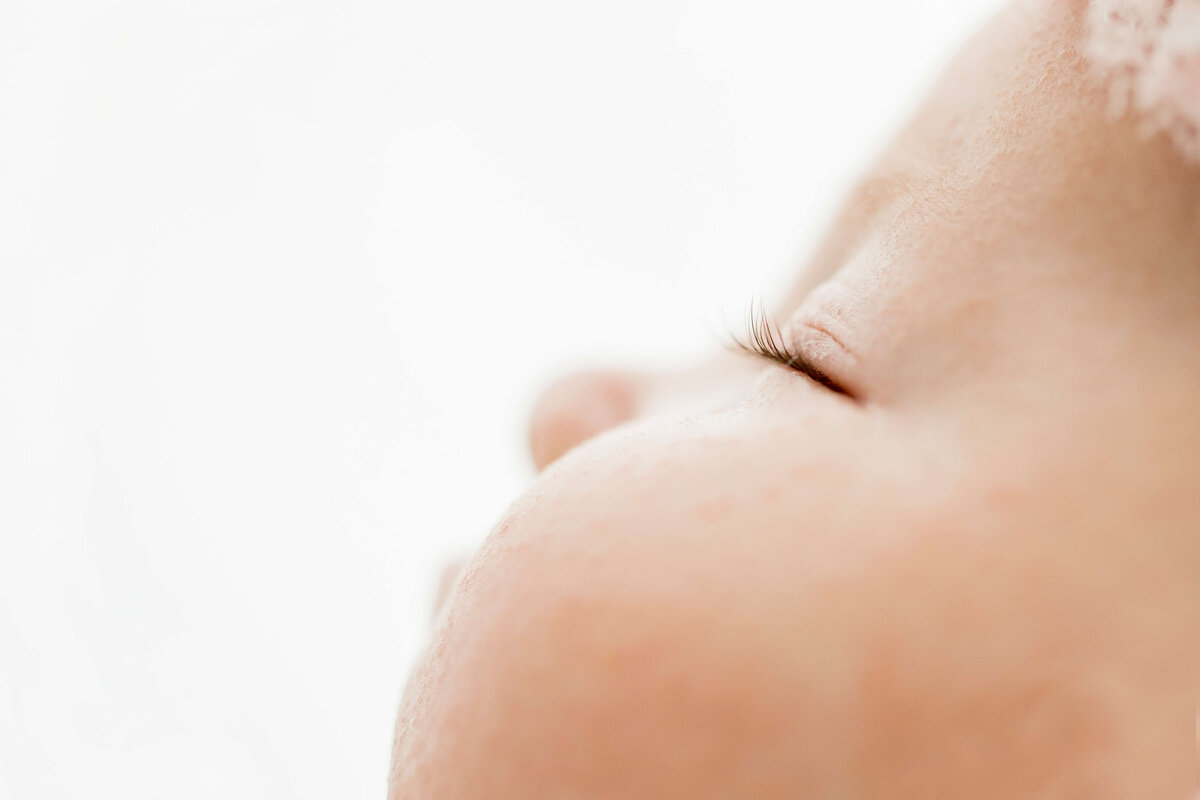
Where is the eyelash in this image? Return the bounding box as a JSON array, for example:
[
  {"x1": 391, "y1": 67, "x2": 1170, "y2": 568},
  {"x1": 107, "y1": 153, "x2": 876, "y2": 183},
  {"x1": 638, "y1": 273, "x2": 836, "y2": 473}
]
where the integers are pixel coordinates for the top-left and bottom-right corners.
[{"x1": 727, "y1": 301, "x2": 852, "y2": 397}]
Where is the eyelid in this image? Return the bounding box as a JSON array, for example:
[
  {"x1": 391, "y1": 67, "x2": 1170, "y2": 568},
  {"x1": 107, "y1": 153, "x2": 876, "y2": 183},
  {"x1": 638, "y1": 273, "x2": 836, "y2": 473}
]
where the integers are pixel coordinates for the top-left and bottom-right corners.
[
  {"x1": 728, "y1": 302, "x2": 855, "y2": 398},
  {"x1": 782, "y1": 350, "x2": 849, "y2": 396}
]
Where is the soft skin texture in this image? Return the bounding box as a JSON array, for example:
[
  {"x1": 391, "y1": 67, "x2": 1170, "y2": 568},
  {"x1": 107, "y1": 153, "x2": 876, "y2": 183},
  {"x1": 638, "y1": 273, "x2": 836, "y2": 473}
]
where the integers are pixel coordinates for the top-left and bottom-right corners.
[{"x1": 391, "y1": 1, "x2": 1200, "y2": 797}]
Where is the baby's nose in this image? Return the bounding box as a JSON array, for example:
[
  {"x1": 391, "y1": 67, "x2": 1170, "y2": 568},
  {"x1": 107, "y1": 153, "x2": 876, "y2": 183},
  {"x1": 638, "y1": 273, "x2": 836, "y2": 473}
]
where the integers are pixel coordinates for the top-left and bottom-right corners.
[{"x1": 527, "y1": 369, "x2": 641, "y2": 471}]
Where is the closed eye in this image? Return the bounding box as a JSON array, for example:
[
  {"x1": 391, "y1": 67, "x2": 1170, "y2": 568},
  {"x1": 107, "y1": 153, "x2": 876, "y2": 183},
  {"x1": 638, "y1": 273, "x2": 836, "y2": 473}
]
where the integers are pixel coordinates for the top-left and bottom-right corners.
[{"x1": 726, "y1": 301, "x2": 854, "y2": 398}]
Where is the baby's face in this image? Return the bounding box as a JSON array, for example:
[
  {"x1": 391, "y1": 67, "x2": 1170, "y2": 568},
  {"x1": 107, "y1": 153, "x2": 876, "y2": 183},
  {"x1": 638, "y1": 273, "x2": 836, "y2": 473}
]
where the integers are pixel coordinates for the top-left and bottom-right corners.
[{"x1": 392, "y1": 2, "x2": 1200, "y2": 797}]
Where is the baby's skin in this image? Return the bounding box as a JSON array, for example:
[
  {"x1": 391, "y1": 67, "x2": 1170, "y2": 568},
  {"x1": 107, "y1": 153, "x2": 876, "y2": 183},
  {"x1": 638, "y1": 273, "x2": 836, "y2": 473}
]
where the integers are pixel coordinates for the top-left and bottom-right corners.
[{"x1": 391, "y1": 1, "x2": 1200, "y2": 796}]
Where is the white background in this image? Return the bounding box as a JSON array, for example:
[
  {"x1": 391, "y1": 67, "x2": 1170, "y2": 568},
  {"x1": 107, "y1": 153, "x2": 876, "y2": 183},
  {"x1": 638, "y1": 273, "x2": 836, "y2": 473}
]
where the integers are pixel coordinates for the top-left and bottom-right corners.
[{"x1": 1, "y1": 1, "x2": 1000, "y2": 797}]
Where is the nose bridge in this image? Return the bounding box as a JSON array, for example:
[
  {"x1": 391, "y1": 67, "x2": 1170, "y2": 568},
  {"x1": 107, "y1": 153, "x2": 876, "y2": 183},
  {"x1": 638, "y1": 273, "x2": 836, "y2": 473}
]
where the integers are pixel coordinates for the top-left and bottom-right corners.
[{"x1": 527, "y1": 369, "x2": 642, "y2": 471}]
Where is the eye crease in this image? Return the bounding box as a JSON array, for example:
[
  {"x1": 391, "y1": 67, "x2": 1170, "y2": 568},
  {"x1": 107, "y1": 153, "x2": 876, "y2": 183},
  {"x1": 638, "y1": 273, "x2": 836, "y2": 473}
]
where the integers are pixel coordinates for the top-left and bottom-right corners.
[{"x1": 727, "y1": 301, "x2": 854, "y2": 398}]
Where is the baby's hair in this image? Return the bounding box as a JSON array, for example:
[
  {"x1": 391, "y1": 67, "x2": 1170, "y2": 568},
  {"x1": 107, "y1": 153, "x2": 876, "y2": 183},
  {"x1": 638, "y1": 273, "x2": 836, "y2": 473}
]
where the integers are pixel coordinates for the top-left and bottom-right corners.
[{"x1": 1088, "y1": 0, "x2": 1200, "y2": 164}]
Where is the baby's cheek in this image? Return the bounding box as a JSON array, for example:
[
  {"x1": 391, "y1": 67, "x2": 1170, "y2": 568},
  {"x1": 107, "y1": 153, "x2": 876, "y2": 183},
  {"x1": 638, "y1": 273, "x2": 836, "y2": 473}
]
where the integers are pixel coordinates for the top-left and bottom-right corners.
[
  {"x1": 389, "y1": 429, "x2": 871, "y2": 797},
  {"x1": 835, "y1": 528, "x2": 1196, "y2": 800},
  {"x1": 392, "y1": 517, "x2": 863, "y2": 799},
  {"x1": 394, "y1": 410, "x2": 1194, "y2": 799}
]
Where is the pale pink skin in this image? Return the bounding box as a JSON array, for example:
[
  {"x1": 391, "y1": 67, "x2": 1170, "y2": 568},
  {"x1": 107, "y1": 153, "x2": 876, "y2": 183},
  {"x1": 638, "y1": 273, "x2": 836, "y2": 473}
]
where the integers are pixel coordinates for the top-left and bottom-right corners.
[{"x1": 390, "y1": 1, "x2": 1200, "y2": 797}]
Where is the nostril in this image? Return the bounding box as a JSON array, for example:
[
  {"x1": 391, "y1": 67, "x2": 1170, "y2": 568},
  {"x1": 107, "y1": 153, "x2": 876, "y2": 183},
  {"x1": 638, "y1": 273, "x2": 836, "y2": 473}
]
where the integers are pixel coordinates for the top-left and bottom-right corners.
[{"x1": 527, "y1": 370, "x2": 639, "y2": 471}]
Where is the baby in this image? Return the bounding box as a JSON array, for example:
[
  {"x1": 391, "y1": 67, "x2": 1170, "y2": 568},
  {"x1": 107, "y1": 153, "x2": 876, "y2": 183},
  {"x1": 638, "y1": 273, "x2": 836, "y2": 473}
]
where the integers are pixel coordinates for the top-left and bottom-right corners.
[{"x1": 390, "y1": 0, "x2": 1200, "y2": 796}]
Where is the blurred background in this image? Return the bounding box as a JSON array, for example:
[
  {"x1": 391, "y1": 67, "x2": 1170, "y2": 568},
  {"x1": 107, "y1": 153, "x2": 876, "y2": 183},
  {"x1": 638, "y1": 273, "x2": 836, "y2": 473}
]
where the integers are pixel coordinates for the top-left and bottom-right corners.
[{"x1": 1, "y1": 0, "x2": 1001, "y2": 797}]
